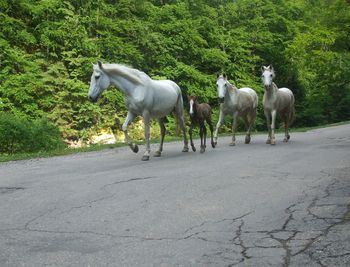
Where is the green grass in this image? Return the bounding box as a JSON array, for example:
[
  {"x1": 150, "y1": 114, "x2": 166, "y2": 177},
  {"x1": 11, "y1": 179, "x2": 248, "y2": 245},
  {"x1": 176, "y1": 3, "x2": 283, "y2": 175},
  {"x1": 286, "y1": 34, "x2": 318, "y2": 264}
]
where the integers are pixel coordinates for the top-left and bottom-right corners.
[{"x1": 1, "y1": 121, "x2": 349, "y2": 163}]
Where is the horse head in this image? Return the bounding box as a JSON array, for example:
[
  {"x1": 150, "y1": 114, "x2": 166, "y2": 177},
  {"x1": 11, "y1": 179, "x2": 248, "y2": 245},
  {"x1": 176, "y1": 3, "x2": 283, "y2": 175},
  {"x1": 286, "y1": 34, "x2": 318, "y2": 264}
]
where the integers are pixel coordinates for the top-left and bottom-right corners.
[
  {"x1": 261, "y1": 65, "x2": 275, "y2": 90},
  {"x1": 88, "y1": 61, "x2": 111, "y2": 102},
  {"x1": 188, "y1": 95, "x2": 197, "y2": 116},
  {"x1": 216, "y1": 73, "x2": 228, "y2": 103}
]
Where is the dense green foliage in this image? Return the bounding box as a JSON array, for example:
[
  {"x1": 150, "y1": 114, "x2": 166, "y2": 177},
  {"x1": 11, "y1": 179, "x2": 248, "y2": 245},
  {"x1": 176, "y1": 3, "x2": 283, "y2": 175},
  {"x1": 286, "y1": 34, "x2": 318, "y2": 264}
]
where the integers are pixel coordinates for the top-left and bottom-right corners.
[
  {"x1": 0, "y1": 113, "x2": 64, "y2": 154},
  {"x1": 1, "y1": 0, "x2": 349, "y2": 145}
]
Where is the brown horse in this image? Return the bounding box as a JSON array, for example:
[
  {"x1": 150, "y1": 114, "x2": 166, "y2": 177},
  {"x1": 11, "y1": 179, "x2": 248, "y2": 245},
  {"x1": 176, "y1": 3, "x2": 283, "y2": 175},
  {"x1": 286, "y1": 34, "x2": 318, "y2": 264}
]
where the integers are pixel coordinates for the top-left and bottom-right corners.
[{"x1": 188, "y1": 96, "x2": 215, "y2": 153}]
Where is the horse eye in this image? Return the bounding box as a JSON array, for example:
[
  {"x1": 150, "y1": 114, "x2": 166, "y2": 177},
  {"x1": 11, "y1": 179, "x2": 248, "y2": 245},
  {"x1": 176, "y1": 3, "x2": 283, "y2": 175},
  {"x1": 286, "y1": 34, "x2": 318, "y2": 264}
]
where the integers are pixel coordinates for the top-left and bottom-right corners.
[
  {"x1": 95, "y1": 76, "x2": 100, "y2": 80},
  {"x1": 270, "y1": 74, "x2": 273, "y2": 78},
  {"x1": 224, "y1": 83, "x2": 227, "y2": 87}
]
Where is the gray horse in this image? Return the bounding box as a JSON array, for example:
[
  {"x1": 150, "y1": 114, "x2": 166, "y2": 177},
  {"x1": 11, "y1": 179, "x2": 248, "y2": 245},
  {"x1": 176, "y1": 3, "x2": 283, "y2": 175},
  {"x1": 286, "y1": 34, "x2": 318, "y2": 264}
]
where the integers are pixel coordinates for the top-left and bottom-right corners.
[
  {"x1": 88, "y1": 61, "x2": 189, "y2": 160},
  {"x1": 261, "y1": 65, "x2": 295, "y2": 145},
  {"x1": 214, "y1": 74, "x2": 258, "y2": 146}
]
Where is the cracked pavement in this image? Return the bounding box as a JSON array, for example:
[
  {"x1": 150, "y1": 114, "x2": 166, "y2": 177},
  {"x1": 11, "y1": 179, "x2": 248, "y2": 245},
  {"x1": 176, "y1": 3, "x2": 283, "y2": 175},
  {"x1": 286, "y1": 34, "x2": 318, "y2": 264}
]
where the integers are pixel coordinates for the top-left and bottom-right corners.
[{"x1": 0, "y1": 124, "x2": 349, "y2": 266}]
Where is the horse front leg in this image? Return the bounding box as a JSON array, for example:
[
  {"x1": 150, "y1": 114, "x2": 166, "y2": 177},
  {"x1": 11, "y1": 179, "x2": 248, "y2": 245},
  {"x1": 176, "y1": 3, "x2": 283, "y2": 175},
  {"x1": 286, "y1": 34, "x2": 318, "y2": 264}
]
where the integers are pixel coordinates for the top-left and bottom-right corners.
[
  {"x1": 122, "y1": 112, "x2": 138, "y2": 153},
  {"x1": 271, "y1": 110, "x2": 277, "y2": 145},
  {"x1": 230, "y1": 112, "x2": 238, "y2": 146},
  {"x1": 189, "y1": 122, "x2": 196, "y2": 152},
  {"x1": 214, "y1": 108, "x2": 224, "y2": 146},
  {"x1": 142, "y1": 111, "x2": 151, "y2": 161},
  {"x1": 200, "y1": 123, "x2": 207, "y2": 153},
  {"x1": 264, "y1": 109, "x2": 272, "y2": 144},
  {"x1": 154, "y1": 118, "x2": 166, "y2": 157}
]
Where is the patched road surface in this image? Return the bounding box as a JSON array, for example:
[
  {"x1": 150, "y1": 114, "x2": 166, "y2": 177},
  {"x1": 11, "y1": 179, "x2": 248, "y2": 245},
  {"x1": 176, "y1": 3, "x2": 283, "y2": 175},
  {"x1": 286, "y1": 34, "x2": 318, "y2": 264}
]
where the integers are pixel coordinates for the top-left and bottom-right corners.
[{"x1": 1, "y1": 124, "x2": 350, "y2": 266}]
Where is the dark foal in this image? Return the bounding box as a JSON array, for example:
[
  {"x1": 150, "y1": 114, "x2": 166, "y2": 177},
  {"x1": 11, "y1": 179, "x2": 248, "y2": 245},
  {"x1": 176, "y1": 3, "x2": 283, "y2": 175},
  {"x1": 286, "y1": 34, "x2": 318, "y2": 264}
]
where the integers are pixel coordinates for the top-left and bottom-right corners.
[{"x1": 188, "y1": 96, "x2": 215, "y2": 153}]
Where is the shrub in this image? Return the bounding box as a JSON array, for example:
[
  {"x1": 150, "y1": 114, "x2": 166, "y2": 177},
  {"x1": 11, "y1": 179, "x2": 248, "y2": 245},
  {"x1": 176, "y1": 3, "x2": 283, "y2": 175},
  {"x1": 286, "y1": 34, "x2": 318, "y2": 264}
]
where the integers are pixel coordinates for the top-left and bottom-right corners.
[
  {"x1": 30, "y1": 118, "x2": 66, "y2": 152},
  {"x1": 0, "y1": 113, "x2": 65, "y2": 154}
]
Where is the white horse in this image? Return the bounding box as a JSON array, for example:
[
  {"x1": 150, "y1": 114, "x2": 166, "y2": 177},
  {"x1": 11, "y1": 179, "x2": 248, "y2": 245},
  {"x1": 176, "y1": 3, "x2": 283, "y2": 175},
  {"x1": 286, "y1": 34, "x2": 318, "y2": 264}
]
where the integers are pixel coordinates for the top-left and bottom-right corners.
[
  {"x1": 214, "y1": 74, "x2": 258, "y2": 146},
  {"x1": 88, "y1": 61, "x2": 189, "y2": 161},
  {"x1": 261, "y1": 65, "x2": 295, "y2": 145}
]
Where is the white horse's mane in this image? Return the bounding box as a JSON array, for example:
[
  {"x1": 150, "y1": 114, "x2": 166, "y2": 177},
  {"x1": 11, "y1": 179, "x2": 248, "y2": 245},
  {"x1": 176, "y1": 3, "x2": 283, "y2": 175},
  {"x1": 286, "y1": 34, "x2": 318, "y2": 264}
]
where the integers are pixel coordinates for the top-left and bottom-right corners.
[
  {"x1": 100, "y1": 63, "x2": 151, "y2": 85},
  {"x1": 227, "y1": 81, "x2": 238, "y2": 92}
]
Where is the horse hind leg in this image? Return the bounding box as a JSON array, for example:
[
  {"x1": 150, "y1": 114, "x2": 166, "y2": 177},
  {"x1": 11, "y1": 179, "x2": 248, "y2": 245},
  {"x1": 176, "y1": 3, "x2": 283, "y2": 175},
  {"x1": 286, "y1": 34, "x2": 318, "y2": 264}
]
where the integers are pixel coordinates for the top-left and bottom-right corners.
[
  {"x1": 283, "y1": 111, "x2": 291, "y2": 142},
  {"x1": 245, "y1": 108, "x2": 256, "y2": 144},
  {"x1": 207, "y1": 117, "x2": 215, "y2": 148},
  {"x1": 154, "y1": 118, "x2": 166, "y2": 157},
  {"x1": 287, "y1": 105, "x2": 295, "y2": 141},
  {"x1": 244, "y1": 116, "x2": 251, "y2": 144}
]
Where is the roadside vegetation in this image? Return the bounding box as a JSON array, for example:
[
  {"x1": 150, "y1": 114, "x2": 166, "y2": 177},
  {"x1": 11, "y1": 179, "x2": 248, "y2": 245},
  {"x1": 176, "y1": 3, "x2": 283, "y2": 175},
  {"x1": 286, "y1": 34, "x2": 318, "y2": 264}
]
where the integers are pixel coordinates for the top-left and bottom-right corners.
[
  {"x1": 1, "y1": 0, "x2": 349, "y2": 160},
  {"x1": 1, "y1": 121, "x2": 348, "y2": 163}
]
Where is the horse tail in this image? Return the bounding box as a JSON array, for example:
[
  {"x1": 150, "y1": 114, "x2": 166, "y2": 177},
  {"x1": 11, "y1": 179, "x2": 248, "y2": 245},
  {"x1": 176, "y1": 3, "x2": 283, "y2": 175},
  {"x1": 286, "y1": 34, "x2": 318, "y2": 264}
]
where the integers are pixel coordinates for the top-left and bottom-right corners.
[
  {"x1": 289, "y1": 105, "x2": 296, "y2": 126},
  {"x1": 288, "y1": 94, "x2": 296, "y2": 126},
  {"x1": 253, "y1": 92, "x2": 259, "y2": 110},
  {"x1": 173, "y1": 88, "x2": 186, "y2": 136}
]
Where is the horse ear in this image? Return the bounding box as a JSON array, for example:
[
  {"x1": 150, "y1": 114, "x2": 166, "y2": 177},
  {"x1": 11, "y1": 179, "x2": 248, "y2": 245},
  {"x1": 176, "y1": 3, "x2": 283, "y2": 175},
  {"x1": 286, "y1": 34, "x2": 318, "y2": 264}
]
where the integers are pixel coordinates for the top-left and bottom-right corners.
[
  {"x1": 261, "y1": 66, "x2": 267, "y2": 72},
  {"x1": 270, "y1": 65, "x2": 274, "y2": 71},
  {"x1": 98, "y1": 61, "x2": 103, "y2": 69},
  {"x1": 216, "y1": 73, "x2": 220, "y2": 78},
  {"x1": 223, "y1": 73, "x2": 227, "y2": 79}
]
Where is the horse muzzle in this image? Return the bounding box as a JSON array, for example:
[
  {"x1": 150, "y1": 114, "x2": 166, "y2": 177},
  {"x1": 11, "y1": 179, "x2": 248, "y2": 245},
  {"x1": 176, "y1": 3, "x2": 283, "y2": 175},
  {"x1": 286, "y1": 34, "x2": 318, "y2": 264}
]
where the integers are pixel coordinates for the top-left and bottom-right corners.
[
  {"x1": 88, "y1": 95, "x2": 98, "y2": 103},
  {"x1": 219, "y1": 97, "x2": 225, "y2": 103}
]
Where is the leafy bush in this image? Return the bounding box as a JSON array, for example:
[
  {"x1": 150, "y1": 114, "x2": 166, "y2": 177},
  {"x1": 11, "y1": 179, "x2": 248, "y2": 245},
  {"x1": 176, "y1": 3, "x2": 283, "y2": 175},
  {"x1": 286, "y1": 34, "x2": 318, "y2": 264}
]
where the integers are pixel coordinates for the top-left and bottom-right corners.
[{"x1": 0, "y1": 113, "x2": 65, "y2": 154}]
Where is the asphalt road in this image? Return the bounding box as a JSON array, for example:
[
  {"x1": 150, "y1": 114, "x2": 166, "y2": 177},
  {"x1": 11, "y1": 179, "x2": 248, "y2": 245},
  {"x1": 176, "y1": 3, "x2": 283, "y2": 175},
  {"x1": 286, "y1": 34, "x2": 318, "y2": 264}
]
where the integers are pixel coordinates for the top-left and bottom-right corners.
[{"x1": 0, "y1": 124, "x2": 350, "y2": 267}]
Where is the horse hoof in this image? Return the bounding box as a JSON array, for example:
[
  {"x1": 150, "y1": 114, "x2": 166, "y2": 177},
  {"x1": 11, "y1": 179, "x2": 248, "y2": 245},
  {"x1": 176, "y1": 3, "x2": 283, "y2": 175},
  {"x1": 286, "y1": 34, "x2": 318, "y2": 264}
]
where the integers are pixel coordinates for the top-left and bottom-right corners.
[
  {"x1": 182, "y1": 147, "x2": 189, "y2": 152},
  {"x1": 142, "y1": 155, "x2": 150, "y2": 161},
  {"x1": 211, "y1": 142, "x2": 215, "y2": 148},
  {"x1": 229, "y1": 142, "x2": 236, "y2": 146},
  {"x1": 283, "y1": 138, "x2": 288, "y2": 143},
  {"x1": 154, "y1": 151, "x2": 161, "y2": 157},
  {"x1": 287, "y1": 134, "x2": 290, "y2": 140},
  {"x1": 271, "y1": 140, "x2": 276, "y2": 145},
  {"x1": 266, "y1": 139, "x2": 271, "y2": 144},
  {"x1": 245, "y1": 136, "x2": 251, "y2": 144},
  {"x1": 132, "y1": 145, "x2": 139, "y2": 153},
  {"x1": 200, "y1": 147, "x2": 205, "y2": 153},
  {"x1": 191, "y1": 146, "x2": 196, "y2": 152}
]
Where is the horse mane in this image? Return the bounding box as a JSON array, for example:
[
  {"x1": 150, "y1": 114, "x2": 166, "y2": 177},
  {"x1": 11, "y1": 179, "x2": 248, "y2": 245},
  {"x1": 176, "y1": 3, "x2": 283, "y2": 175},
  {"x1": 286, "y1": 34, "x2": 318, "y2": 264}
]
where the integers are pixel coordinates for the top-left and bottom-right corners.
[
  {"x1": 272, "y1": 82, "x2": 278, "y2": 90},
  {"x1": 227, "y1": 81, "x2": 238, "y2": 92},
  {"x1": 101, "y1": 63, "x2": 151, "y2": 85}
]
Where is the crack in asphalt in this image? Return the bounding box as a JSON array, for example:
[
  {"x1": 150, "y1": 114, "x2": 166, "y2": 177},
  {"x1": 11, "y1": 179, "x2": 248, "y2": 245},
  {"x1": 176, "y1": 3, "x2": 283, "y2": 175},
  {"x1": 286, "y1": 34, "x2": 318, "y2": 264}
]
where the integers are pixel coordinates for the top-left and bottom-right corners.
[
  {"x1": 0, "y1": 176, "x2": 159, "y2": 236},
  {"x1": 1, "y1": 167, "x2": 349, "y2": 266},
  {"x1": 221, "y1": 168, "x2": 349, "y2": 266}
]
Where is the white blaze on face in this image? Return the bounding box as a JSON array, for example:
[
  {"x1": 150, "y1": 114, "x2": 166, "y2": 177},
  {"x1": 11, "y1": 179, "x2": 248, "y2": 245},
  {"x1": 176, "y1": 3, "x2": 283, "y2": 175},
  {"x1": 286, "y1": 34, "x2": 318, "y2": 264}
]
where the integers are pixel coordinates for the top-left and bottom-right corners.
[
  {"x1": 216, "y1": 77, "x2": 226, "y2": 99},
  {"x1": 262, "y1": 69, "x2": 273, "y2": 88},
  {"x1": 189, "y1": 99, "x2": 194, "y2": 115}
]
